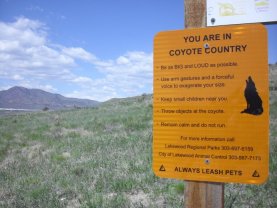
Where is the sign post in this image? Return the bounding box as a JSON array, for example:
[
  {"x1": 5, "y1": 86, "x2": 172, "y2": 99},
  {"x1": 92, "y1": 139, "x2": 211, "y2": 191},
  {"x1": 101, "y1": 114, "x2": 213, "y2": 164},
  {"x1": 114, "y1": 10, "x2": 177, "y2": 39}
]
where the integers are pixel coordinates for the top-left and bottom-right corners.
[
  {"x1": 152, "y1": 0, "x2": 269, "y2": 207},
  {"x1": 185, "y1": 1, "x2": 224, "y2": 207}
]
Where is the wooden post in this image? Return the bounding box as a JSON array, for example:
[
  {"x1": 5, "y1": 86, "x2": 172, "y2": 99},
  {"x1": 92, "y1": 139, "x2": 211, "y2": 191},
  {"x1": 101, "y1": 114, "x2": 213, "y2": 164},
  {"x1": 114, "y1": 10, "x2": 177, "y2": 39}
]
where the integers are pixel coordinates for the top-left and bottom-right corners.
[
  {"x1": 184, "y1": 0, "x2": 224, "y2": 207},
  {"x1": 185, "y1": 181, "x2": 224, "y2": 208}
]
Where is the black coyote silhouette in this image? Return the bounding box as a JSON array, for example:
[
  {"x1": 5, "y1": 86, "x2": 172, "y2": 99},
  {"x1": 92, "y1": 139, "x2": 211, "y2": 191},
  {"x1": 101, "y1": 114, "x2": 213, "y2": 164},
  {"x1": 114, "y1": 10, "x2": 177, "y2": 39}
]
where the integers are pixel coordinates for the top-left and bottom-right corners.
[{"x1": 241, "y1": 76, "x2": 263, "y2": 115}]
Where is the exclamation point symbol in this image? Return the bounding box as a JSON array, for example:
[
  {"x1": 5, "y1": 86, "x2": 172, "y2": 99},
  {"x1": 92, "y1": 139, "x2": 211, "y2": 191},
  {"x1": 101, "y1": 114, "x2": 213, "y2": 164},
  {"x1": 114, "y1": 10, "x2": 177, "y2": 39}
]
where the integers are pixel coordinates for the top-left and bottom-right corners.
[{"x1": 159, "y1": 165, "x2": 166, "y2": 172}]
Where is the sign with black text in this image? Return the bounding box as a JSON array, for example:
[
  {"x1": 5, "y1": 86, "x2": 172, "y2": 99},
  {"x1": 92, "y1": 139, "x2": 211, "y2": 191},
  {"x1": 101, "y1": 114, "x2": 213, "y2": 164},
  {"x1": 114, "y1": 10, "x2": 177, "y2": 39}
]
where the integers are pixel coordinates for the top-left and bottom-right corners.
[
  {"x1": 207, "y1": 0, "x2": 277, "y2": 26},
  {"x1": 153, "y1": 24, "x2": 269, "y2": 184}
]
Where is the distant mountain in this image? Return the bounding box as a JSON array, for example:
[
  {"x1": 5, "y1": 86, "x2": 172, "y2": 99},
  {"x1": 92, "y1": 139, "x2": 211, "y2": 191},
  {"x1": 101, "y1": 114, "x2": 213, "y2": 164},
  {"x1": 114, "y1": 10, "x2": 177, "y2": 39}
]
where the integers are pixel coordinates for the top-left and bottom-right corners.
[{"x1": 0, "y1": 86, "x2": 100, "y2": 110}]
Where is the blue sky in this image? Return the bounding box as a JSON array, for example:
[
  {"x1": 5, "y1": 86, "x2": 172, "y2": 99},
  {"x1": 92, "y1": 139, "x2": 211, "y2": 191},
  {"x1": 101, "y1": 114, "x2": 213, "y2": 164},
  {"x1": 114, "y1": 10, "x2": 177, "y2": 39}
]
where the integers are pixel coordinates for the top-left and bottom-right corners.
[{"x1": 0, "y1": 0, "x2": 276, "y2": 101}]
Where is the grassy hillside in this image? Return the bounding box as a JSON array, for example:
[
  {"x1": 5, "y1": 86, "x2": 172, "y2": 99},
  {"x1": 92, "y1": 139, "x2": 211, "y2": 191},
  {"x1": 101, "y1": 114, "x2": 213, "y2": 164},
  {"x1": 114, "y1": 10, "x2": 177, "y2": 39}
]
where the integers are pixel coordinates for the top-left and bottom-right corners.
[
  {"x1": 0, "y1": 95, "x2": 184, "y2": 207},
  {"x1": 0, "y1": 94, "x2": 276, "y2": 207}
]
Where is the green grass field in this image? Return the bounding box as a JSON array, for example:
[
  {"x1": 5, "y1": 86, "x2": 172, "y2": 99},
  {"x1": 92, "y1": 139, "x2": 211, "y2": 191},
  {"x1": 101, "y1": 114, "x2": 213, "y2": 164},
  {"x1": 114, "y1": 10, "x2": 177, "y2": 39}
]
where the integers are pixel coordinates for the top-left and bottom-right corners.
[{"x1": 0, "y1": 94, "x2": 276, "y2": 207}]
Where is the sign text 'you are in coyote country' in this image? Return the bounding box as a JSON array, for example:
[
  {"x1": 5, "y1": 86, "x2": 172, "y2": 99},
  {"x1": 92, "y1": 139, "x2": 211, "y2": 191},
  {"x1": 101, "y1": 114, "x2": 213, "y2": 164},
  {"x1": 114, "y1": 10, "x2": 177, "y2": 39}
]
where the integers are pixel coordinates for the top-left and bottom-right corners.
[{"x1": 153, "y1": 24, "x2": 269, "y2": 184}]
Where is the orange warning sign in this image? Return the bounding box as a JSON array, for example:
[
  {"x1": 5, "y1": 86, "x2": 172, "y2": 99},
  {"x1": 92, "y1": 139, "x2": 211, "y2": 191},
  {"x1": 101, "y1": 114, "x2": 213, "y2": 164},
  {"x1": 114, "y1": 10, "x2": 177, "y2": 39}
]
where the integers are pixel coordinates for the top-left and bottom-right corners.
[{"x1": 153, "y1": 24, "x2": 269, "y2": 184}]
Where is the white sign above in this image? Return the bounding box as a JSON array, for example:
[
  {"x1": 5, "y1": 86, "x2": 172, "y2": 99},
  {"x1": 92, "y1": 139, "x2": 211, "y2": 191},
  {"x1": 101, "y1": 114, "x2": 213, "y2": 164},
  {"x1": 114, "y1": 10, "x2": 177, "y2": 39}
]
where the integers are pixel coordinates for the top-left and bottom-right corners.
[{"x1": 207, "y1": 0, "x2": 277, "y2": 26}]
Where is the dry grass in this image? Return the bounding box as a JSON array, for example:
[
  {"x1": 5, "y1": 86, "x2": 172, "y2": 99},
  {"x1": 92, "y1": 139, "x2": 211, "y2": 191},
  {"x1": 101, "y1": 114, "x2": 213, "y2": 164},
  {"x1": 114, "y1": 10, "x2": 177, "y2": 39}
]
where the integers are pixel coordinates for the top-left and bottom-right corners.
[
  {"x1": 0, "y1": 95, "x2": 184, "y2": 208},
  {"x1": 0, "y1": 92, "x2": 276, "y2": 207}
]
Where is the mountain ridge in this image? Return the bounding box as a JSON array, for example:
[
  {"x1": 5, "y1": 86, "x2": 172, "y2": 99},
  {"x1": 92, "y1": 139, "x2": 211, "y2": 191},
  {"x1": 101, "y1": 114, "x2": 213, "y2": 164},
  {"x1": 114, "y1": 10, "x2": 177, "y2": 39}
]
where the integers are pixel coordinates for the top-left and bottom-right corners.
[{"x1": 0, "y1": 86, "x2": 99, "y2": 110}]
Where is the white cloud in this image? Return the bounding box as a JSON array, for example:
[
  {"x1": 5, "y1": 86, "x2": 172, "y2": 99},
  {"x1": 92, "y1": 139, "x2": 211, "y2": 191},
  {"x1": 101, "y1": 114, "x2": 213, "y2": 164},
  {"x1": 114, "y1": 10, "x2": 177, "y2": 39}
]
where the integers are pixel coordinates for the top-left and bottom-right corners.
[
  {"x1": 0, "y1": 17, "x2": 46, "y2": 47},
  {"x1": 96, "y1": 51, "x2": 152, "y2": 74},
  {"x1": 116, "y1": 56, "x2": 130, "y2": 65},
  {"x1": 0, "y1": 17, "x2": 153, "y2": 101},
  {"x1": 67, "y1": 51, "x2": 153, "y2": 101},
  {"x1": 0, "y1": 17, "x2": 81, "y2": 80},
  {"x1": 12, "y1": 74, "x2": 24, "y2": 80},
  {"x1": 71, "y1": 76, "x2": 94, "y2": 86},
  {"x1": 38, "y1": 84, "x2": 57, "y2": 92},
  {"x1": 62, "y1": 47, "x2": 97, "y2": 62}
]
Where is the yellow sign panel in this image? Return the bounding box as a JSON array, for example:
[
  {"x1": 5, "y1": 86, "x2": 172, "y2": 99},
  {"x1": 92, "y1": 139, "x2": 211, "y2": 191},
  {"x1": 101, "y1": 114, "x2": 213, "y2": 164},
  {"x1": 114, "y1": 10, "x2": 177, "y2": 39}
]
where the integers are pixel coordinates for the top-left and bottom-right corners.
[{"x1": 153, "y1": 24, "x2": 269, "y2": 184}]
